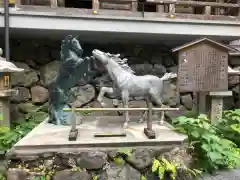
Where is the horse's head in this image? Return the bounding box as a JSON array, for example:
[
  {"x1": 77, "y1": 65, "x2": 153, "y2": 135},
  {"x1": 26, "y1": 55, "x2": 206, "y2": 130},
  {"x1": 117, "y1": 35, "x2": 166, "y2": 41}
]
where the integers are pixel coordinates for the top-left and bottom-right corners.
[
  {"x1": 92, "y1": 49, "x2": 110, "y2": 65},
  {"x1": 92, "y1": 49, "x2": 134, "y2": 74},
  {"x1": 61, "y1": 35, "x2": 83, "y2": 57}
]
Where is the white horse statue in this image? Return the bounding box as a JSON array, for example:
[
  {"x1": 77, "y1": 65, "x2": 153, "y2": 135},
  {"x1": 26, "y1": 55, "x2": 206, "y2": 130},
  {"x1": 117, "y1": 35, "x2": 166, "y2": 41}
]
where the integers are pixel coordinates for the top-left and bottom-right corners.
[{"x1": 92, "y1": 49, "x2": 177, "y2": 128}]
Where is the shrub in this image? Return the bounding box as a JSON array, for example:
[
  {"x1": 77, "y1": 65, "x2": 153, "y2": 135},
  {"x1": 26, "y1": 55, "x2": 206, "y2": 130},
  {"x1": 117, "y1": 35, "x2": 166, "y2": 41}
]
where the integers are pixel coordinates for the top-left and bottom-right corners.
[{"x1": 173, "y1": 113, "x2": 240, "y2": 172}]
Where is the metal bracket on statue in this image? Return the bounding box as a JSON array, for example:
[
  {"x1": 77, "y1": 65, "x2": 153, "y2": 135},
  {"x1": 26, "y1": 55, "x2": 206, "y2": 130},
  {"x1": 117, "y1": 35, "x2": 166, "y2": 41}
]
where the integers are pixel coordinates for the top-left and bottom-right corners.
[
  {"x1": 68, "y1": 129, "x2": 78, "y2": 141},
  {"x1": 144, "y1": 102, "x2": 156, "y2": 139},
  {"x1": 144, "y1": 128, "x2": 156, "y2": 139},
  {"x1": 68, "y1": 104, "x2": 78, "y2": 141}
]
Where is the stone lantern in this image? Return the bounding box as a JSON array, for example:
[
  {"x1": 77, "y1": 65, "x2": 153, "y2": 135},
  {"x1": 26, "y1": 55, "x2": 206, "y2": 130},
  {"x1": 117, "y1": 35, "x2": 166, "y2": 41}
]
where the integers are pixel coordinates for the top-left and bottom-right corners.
[{"x1": 0, "y1": 48, "x2": 24, "y2": 127}]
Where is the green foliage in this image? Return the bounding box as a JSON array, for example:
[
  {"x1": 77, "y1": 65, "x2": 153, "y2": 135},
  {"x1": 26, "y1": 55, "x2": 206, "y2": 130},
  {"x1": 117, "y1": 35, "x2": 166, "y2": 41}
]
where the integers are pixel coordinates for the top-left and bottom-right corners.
[
  {"x1": 32, "y1": 176, "x2": 48, "y2": 180},
  {"x1": 216, "y1": 109, "x2": 240, "y2": 146},
  {"x1": 117, "y1": 148, "x2": 133, "y2": 157},
  {"x1": 183, "y1": 111, "x2": 198, "y2": 118},
  {"x1": 173, "y1": 113, "x2": 240, "y2": 172},
  {"x1": 0, "y1": 174, "x2": 5, "y2": 180},
  {"x1": 112, "y1": 148, "x2": 199, "y2": 180},
  {"x1": 92, "y1": 175, "x2": 98, "y2": 180},
  {"x1": 16, "y1": 161, "x2": 55, "y2": 180},
  {"x1": 152, "y1": 158, "x2": 177, "y2": 180},
  {"x1": 0, "y1": 111, "x2": 47, "y2": 151},
  {"x1": 112, "y1": 148, "x2": 133, "y2": 166}
]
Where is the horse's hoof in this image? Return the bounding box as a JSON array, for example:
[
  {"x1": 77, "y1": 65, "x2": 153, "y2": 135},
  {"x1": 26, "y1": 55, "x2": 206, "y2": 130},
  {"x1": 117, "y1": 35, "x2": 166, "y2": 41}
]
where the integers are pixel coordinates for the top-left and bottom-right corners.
[
  {"x1": 112, "y1": 99, "x2": 119, "y2": 107},
  {"x1": 138, "y1": 119, "x2": 144, "y2": 123},
  {"x1": 100, "y1": 102, "x2": 106, "y2": 107},
  {"x1": 159, "y1": 121, "x2": 164, "y2": 125},
  {"x1": 153, "y1": 114, "x2": 159, "y2": 118},
  {"x1": 123, "y1": 123, "x2": 128, "y2": 129}
]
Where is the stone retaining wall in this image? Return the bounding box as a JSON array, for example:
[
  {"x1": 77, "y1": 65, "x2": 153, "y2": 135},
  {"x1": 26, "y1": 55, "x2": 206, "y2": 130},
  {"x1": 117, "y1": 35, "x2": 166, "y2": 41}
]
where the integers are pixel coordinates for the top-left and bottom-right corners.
[
  {"x1": 3, "y1": 38, "x2": 240, "y2": 122},
  {"x1": 6, "y1": 147, "x2": 194, "y2": 180}
]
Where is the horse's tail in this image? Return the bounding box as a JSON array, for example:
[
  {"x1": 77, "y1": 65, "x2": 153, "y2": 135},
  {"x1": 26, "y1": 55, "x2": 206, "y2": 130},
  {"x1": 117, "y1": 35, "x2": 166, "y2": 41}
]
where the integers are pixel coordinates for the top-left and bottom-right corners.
[{"x1": 160, "y1": 72, "x2": 177, "y2": 81}]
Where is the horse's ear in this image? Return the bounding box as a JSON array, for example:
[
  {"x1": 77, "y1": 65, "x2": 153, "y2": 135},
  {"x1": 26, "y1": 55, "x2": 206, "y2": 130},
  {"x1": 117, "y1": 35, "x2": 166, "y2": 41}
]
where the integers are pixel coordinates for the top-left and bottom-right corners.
[{"x1": 67, "y1": 35, "x2": 73, "y2": 40}]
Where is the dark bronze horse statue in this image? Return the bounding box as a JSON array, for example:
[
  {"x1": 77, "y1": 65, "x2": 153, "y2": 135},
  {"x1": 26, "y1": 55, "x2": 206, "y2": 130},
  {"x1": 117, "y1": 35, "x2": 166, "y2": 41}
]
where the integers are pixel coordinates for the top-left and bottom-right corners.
[{"x1": 48, "y1": 35, "x2": 105, "y2": 125}]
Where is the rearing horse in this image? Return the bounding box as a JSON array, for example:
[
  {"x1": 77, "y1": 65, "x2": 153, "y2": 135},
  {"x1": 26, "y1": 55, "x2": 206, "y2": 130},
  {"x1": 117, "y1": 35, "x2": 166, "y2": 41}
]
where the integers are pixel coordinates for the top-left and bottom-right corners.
[
  {"x1": 92, "y1": 49, "x2": 177, "y2": 128},
  {"x1": 48, "y1": 35, "x2": 105, "y2": 125}
]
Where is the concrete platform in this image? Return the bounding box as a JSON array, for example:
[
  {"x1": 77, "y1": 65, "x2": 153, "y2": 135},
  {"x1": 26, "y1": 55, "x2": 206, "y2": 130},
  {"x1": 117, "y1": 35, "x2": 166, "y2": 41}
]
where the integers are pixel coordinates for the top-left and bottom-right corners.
[{"x1": 11, "y1": 116, "x2": 187, "y2": 155}]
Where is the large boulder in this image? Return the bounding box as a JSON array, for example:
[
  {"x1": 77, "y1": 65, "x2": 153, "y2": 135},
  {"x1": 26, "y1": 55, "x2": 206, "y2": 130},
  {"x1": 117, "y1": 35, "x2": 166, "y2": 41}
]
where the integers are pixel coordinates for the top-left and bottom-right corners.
[
  {"x1": 162, "y1": 83, "x2": 180, "y2": 107},
  {"x1": 150, "y1": 52, "x2": 164, "y2": 64},
  {"x1": 7, "y1": 168, "x2": 29, "y2": 180},
  {"x1": 162, "y1": 55, "x2": 175, "y2": 68},
  {"x1": 68, "y1": 84, "x2": 95, "y2": 107},
  {"x1": 180, "y1": 94, "x2": 193, "y2": 110},
  {"x1": 11, "y1": 62, "x2": 39, "y2": 87},
  {"x1": 168, "y1": 65, "x2": 178, "y2": 74},
  {"x1": 30, "y1": 85, "x2": 49, "y2": 104},
  {"x1": 54, "y1": 170, "x2": 90, "y2": 180},
  {"x1": 130, "y1": 64, "x2": 153, "y2": 75},
  {"x1": 10, "y1": 87, "x2": 31, "y2": 103},
  {"x1": 228, "y1": 66, "x2": 240, "y2": 87},
  {"x1": 18, "y1": 102, "x2": 40, "y2": 114},
  {"x1": 40, "y1": 60, "x2": 61, "y2": 86},
  {"x1": 229, "y1": 56, "x2": 240, "y2": 67},
  {"x1": 77, "y1": 151, "x2": 107, "y2": 170},
  {"x1": 151, "y1": 64, "x2": 166, "y2": 76},
  {"x1": 10, "y1": 103, "x2": 25, "y2": 121},
  {"x1": 34, "y1": 46, "x2": 52, "y2": 65}
]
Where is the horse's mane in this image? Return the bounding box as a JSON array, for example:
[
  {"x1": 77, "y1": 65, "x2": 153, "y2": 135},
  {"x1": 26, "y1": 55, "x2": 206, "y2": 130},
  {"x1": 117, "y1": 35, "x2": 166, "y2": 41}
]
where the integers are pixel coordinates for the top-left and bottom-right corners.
[
  {"x1": 106, "y1": 52, "x2": 135, "y2": 74},
  {"x1": 60, "y1": 39, "x2": 69, "y2": 60}
]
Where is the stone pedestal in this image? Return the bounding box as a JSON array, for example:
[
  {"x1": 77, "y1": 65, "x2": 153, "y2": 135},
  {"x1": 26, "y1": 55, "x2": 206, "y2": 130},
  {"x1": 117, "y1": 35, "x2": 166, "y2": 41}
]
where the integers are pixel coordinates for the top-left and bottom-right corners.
[
  {"x1": 208, "y1": 91, "x2": 232, "y2": 124},
  {"x1": 0, "y1": 88, "x2": 18, "y2": 127},
  {"x1": 5, "y1": 116, "x2": 188, "y2": 180}
]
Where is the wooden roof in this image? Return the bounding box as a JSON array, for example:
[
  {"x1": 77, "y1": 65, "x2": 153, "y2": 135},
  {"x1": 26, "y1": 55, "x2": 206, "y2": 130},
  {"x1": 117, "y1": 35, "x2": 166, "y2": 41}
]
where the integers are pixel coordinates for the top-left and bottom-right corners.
[
  {"x1": 229, "y1": 50, "x2": 240, "y2": 56},
  {"x1": 172, "y1": 37, "x2": 235, "y2": 52},
  {"x1": 229, "y1": 46, "x2": 240, "y2": 56}
]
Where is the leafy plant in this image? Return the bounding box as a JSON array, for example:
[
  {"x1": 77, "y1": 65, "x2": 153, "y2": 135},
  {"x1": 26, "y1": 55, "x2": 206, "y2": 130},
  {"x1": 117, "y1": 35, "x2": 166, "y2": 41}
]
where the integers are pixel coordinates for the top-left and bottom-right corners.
[
  {"x1": 0, "y1": 111, "x2": 47, "y2": 152},
  {"x1": 173, "y1": 114, "x2": 240, "y2": 172},
  {"x1": 112, "y1": 148, "x2": 199, "y2": 180},
  {"x1": 152, "y1": 157, "x2": 177, "y2": 180},
  {"x1": 0, "y1": 174, "x2": 5, "y2": 180},
  {"x1": 216, "y1": 109, "x2": 240, "y2": 146}
]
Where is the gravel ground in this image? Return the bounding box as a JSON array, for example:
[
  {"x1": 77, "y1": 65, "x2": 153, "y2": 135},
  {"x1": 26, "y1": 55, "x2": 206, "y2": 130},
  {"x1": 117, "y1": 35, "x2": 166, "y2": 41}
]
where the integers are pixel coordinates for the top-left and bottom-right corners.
[{"x1": 201, "y1": 169, "x2": 240, "y2": 180}]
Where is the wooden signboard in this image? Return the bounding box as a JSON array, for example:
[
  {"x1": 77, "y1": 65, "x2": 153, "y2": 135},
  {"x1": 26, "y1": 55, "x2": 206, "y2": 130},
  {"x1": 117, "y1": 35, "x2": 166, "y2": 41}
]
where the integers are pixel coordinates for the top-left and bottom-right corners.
[{"x1": 172, "y1": 38, "x2": 234, "y2": 92}]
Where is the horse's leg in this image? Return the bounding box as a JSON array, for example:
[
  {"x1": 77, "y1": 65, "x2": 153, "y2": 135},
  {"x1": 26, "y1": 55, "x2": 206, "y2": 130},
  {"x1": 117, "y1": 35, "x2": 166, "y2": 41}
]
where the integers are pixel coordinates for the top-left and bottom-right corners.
[
  {"x1": 139, "y1": 97, "x2": 151, "y2": 123},
  {"x1": 138, "y1": 99, "x2": 148, "y2": 123},
  {"x1": 138, "y1": 111, "x2": 147, "y2": 123},
  {"x1": 97, "y1": 87, "x2": 113, "y2": 107},
  {"x1": 149, "y1": 90, "x2": 164, "y2": 125},
  {"x1": 121, "y1": 90, "x2": 130, "y2": 128},
  {"x1": 113, "y1": 99, "x2": 124, "y2": 116},
  {"x1": 112, "y1": 99, "x2": 119, "y2": 107}
]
